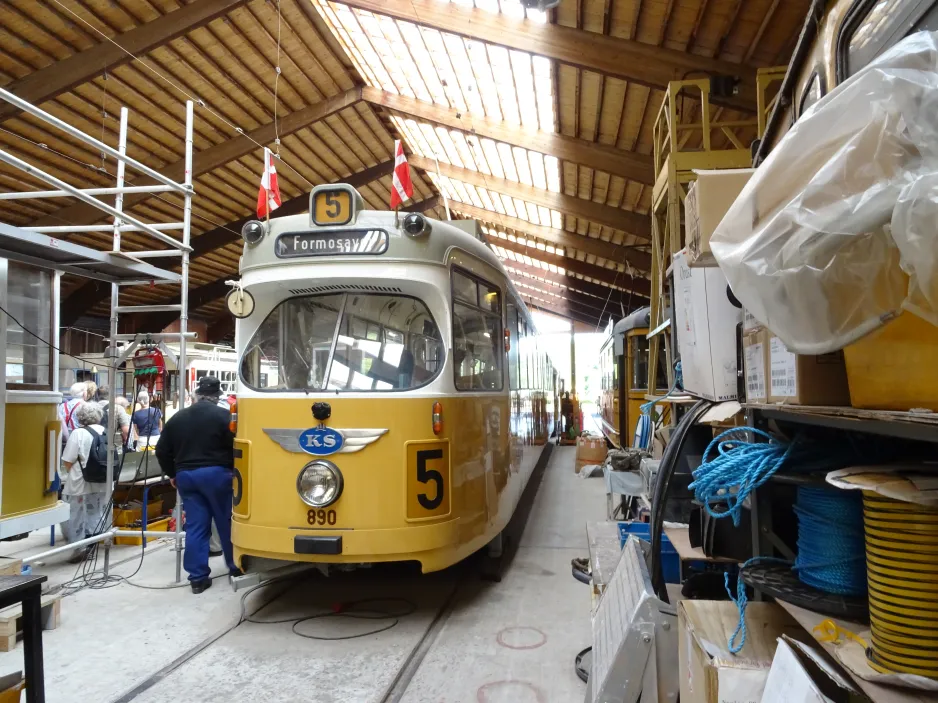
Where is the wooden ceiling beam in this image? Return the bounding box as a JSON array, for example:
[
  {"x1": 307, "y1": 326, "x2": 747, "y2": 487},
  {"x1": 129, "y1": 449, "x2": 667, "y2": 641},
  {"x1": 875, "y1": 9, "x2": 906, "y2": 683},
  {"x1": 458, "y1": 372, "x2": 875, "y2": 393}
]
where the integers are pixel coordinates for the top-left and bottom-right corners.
[
  {"x1": 363, "y1": 87, "x2": 654, "y2": 184},
  {"x1": 502, "y1": 259, "x2": 637, "y2": 311},
  {"x1": 449, "y1": 202, "x2": 650, "y2": 270},
  {"x1": 409, "y1": 155, "x2": 650, "y2": 240},
  {"x1": 488, "y1": 236, "x2": 649, "y2": 298},
  {"x1": 132, "y1": 276, "x2": 231, "y2": 333},
  {"x1": 520, "y1": 294, "x2": 606, "y2": 328},
  {"x1": 341, "y1": 0, "x2": 756, "y2": 112},
  {"x1": 29, "y1": 87, "x2": 364, "y2": 229},
  {"x1": 60, "y1": 167, "x2": 441, "y2": 326},
  {"x1": 509, "y1": 276, "x2": 611, "y2": 315},
  {"x1": 0, "y1": 0, "x2": 252, "y2": 122}
]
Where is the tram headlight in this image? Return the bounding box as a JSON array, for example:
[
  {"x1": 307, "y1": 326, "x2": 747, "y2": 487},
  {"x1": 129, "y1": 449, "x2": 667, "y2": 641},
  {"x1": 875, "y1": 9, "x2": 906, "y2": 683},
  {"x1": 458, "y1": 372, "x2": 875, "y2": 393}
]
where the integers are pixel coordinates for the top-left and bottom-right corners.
[
  {"x1": 402, "y1": 213, "x2": 430, "y2": 237},
  {"x1": 296, "y1": 461, "x2": 343, "y2": 507},
  {"x1": 241, "y1": 219, "x2": 266, "y2": 245}
]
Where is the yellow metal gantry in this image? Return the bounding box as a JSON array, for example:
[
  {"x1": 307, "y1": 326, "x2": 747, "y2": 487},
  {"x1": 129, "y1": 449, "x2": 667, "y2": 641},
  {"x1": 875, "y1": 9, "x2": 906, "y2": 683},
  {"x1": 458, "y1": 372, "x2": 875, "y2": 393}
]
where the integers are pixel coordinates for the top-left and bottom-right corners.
[{"x1": 647, "y1": 78, "x2": 755, "y2": 390}]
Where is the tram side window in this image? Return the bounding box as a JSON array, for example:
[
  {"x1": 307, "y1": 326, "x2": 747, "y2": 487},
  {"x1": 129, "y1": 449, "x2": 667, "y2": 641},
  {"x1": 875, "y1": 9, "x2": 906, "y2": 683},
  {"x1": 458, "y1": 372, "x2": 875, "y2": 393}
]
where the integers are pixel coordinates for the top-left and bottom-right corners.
[
  {"x1": 843, "y1": 0, "x2": 938, "y2": 77},
  {"x1": 452, "y1": 270, "x2": 503, "y2": 392},
  {"x1": 507, "y1": 303, "x2": 520, "y2": 390},
  {"x1": 6, "y1": 262, "x2": 52, "y2": 389}
]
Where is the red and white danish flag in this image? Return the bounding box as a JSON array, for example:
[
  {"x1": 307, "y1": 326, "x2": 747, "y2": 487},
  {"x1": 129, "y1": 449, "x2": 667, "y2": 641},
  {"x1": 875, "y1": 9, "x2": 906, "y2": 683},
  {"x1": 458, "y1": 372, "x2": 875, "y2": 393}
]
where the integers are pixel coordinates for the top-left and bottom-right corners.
[
  {"x1": 256, "y1": 147, "x2": 282, "y2": 218},
  {"x1": 390, "y1": 140, "x2": 413, "y2": 209}
]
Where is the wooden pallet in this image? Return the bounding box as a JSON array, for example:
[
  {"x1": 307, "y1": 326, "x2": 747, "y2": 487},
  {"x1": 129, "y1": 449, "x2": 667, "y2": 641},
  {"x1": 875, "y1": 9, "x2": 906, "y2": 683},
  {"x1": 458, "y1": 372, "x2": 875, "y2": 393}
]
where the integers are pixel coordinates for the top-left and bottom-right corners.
[{"x1": 0, "y1": 594, "x2": 61, "y2": 652}]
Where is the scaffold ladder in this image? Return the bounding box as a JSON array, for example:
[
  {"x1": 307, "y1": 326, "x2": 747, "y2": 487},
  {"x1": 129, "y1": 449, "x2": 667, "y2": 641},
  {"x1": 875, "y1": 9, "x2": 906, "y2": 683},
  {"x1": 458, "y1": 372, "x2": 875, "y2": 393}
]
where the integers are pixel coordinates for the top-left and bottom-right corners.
[{"x1": 0, "y1": 86, "x2": 195, "y2": 583}]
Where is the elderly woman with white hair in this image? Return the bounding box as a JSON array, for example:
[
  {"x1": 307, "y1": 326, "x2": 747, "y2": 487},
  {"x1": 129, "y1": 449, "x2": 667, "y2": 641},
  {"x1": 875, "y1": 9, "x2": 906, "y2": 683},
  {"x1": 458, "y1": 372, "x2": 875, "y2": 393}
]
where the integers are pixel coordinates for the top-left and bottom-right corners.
[
  {"x1": 131, "y1": 390, "x2": 163, "y2": 451},
  {"x1": 58, "y1": 381, "x2": 91, "y2": 446},
  {"x1": 59, "y1": 401, "x2": 109, "y2": 562}
]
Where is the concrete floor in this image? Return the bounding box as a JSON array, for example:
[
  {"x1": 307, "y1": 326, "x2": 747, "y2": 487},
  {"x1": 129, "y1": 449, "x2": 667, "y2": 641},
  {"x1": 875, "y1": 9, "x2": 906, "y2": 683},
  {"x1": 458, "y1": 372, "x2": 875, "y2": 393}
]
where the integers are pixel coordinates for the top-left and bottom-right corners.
[{"x1": 0, "y1": 445, "x2": 605, "y2": 702}]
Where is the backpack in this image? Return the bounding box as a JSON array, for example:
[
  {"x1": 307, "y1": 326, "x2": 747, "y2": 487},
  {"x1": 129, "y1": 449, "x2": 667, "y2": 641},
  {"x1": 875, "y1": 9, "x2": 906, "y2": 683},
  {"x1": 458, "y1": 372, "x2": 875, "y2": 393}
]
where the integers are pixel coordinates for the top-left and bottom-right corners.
[{"x1": 78, "y1": 426, "x2": 110, "y2": 483}]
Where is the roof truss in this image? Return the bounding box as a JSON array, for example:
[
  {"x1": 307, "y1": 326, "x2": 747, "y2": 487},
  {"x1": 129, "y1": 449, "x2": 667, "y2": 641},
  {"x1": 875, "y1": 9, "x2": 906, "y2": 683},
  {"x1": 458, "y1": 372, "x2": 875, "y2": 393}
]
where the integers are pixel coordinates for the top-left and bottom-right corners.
[
  {"x1": 338, "y1": 0, "x2": 757, "y2": 111},
  {"x1": 488, "y1": 235, "x2": 649, "y2": 298},
  {"x1": 363, "y1": 87, "x2": 653, "y2": 184},
  {"x1": 410, "y1": 155, "x2": 649, "y2": 240},
  {"x1": 0, "y1": 0, "x2": 252, "y2": 122}
]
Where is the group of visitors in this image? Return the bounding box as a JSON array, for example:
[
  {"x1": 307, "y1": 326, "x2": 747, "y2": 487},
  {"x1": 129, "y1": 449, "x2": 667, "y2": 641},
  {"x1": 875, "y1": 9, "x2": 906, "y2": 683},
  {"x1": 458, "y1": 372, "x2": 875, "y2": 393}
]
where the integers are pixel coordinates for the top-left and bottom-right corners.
[{"x1": 56, "y1": 377, "x2": 240, "y2": 592}]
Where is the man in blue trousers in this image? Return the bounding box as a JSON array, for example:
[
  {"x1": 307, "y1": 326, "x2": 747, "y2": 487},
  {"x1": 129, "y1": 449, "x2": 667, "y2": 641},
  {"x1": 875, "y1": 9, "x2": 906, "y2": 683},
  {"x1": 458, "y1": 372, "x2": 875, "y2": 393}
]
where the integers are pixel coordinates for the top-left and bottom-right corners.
[{"x1": 156, "y1": 376, "x2": 240, "y2": 593}]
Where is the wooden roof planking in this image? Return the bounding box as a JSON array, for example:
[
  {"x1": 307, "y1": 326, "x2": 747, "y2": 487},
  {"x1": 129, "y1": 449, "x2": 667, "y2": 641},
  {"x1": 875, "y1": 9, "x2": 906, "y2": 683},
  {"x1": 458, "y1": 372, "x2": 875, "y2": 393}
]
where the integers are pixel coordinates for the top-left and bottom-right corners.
[{"x1": 0, "y1": 0, "x2": 810, "y2": 330}]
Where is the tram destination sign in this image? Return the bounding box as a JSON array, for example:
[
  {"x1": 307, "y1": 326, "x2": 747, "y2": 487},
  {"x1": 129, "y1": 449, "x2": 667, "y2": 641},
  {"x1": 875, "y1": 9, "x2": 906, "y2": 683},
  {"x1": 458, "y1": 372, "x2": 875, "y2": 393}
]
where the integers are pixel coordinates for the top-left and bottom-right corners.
[{"x1": 276, "y1": 229, "x2": 389, "y2": 258}]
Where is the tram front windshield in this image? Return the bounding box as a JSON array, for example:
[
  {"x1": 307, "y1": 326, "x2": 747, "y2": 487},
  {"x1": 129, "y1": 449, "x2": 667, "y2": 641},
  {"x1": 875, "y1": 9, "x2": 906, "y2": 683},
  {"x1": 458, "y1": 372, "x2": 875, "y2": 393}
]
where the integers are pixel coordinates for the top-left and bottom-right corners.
[{"x1": 240, "y1": 293, "x2": 444, "y2": 392}]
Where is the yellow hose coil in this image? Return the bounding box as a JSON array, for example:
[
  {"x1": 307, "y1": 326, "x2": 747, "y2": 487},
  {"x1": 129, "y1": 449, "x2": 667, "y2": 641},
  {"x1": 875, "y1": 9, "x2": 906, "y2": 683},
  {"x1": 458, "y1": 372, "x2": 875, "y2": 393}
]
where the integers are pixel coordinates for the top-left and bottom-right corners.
[{"x1": 862, "y1": 492, "x2": 938, "y2": 679}]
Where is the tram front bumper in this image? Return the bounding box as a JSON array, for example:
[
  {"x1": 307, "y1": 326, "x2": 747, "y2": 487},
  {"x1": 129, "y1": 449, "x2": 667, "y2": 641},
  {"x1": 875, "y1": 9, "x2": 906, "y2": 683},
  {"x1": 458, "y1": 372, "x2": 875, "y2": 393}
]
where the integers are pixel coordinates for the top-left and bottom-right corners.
[{"x1": 232, "y1": 516, "x2": 462, "y2": 567}]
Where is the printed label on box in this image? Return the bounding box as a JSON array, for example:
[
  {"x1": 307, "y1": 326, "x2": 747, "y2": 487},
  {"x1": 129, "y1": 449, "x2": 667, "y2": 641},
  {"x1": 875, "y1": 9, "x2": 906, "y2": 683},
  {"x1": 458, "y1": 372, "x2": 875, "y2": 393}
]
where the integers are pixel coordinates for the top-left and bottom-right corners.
[
  {"x1": 745, "y1": 342, "x2": 765, "y2": 400},
  {"x1": 743, "y1": 308, "x2": 762, "y2": 332},
  {"x1": 770, "y1": 337, "x2": 797, "y2": 397}
]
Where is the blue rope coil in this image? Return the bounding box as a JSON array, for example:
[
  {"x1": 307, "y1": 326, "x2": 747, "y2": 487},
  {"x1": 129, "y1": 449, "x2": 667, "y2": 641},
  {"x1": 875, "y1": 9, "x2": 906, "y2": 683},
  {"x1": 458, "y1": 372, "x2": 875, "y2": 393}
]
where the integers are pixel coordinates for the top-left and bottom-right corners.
[
  {"x1": 692, "y1": 428, "x2": 871, "y2": 653},
  {"x1": 689, "y1": 427, "x2": 794, "y2": 526},
  {"x1": 793, "y1": 486, "x2": 867, "y2": 597}
]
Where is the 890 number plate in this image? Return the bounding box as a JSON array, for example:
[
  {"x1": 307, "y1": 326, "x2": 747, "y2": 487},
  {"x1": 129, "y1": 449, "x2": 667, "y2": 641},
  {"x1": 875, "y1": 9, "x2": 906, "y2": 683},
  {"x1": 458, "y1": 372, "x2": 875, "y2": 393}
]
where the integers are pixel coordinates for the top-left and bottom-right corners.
[{"x1": 307, "y1": 509, "x2": 337, "y2": 526}]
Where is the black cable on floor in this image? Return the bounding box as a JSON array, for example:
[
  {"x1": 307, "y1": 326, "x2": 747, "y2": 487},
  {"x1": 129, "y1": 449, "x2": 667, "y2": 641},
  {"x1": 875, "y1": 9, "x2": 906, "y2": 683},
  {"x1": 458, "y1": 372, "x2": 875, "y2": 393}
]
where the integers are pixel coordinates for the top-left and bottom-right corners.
[{"x1": 246, "y1": 595, "x2": 418, "y2": 641}]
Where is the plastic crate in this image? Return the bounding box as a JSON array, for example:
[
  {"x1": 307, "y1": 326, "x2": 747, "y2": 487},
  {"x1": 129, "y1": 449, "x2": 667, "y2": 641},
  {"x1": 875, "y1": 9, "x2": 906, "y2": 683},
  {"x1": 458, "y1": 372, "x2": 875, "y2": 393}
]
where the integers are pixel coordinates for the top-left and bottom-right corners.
[{"x1": 617, "y1": 521, "x2": 681, "y2": 584}]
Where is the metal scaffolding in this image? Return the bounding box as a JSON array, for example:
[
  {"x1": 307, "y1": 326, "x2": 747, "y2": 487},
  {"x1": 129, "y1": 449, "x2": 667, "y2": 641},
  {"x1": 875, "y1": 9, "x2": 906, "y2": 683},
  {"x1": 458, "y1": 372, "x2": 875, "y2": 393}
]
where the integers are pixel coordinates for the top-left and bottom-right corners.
[{"x1": 0, "y1": 86, "x2": 195, "y2": 582}]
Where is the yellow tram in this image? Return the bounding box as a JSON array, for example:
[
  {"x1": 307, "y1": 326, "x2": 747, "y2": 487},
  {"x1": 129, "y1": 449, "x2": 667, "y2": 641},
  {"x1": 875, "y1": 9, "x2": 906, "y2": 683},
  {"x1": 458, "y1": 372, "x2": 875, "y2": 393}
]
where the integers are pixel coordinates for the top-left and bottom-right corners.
[
  {"x1": 229, "y1": 185, "x2": 556, "y2": 573},
  {"x1": 598, "y1": 307, "x2": 668, "y2": 449}
]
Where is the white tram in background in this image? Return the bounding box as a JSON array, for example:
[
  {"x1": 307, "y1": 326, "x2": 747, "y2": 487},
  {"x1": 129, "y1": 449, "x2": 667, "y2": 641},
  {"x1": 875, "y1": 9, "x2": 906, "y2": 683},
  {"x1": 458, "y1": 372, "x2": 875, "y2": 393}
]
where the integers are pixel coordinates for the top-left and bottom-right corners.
[
  {"x1": 59, "y1": 342, "x2": 241, "y2": 401},
  {"x1": 228, "y1": 184, "x2": 557, "y2": 573}
]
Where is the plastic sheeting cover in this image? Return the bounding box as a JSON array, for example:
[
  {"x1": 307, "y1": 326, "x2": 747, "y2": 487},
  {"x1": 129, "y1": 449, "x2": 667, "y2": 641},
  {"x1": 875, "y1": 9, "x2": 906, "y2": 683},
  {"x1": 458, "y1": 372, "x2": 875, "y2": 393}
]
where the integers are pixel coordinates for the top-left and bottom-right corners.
[{"x1": 711, "y1": 31, "x2": 938, "y2": 354}]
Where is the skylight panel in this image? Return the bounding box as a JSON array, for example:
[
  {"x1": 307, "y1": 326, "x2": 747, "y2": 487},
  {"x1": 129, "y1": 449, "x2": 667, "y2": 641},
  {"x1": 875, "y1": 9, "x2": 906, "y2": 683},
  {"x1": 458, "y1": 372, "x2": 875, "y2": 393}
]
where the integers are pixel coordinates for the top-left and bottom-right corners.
[
  {"x1": 496, "y1": 143, "x2": 519, "y2": 182},
  {"x1": 510, "y1": 51, "x2": 540, "y2": 130},
  {"x1": 450, "y1": 131, "x2": 482, "y2": 174},
  {"x1": 432, "y1": 126, "x2": 465, "y2": 168},
  {"x1": 465, "y1": 184, "x2": 486, "y2": 208},
  {"x1": 477, "y1": 138, "x2": 505, "y2": 180},
  {"x1": 498, "y1": 194, "x2": 516, "y2": 218},
  {"x1": 442, "y1": 34, "x2": 486, "y2": 117},
  {"x1": 421, "y1": 30, "x2": 466, "y2": 112},
  {"x1": 513, "y1": 147, "x2": 534, "y2": 187},
  {"x1": 376, "y1": 15, "x2": 426, "y2": 98},
  {"x1": 354, "y1": 12, "x2": 403, "y2": 94},
  {"x1": 397, "y1": 23, "x2": 447, "y2": 104},
  {"x1": 478, "y1": 187, "x2": 497, "y2": 212},
  {"x1": 486, "y1": 46, "x2": 521, "y2": 125},
  {"x1": 545, "y1": 155, "x2": 561, "y2": 192},
  {"x1": 529, "y1": 151, "x2": 547, "y2": 190}
]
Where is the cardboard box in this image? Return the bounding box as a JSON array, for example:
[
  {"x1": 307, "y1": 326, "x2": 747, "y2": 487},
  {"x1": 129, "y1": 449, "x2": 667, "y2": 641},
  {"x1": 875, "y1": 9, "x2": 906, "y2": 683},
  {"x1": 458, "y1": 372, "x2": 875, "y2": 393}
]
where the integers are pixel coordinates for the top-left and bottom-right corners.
[
  {"x1": 767, "y1": 334, "x2": 851, "y2": 406},
  {"x1": 744, "y1": 329, "x2": 768, "y2": 403},
  {"x1": 761, "y1": 636, "x2": 861, "y2": 703},
  {"x1": 0, "y1": 558, "x2": 22, "y2": 577},
  {"x1": 575, "y1": 435, "x2": 606, "y2": 473},
  {"x1": 674, "y1": 249, "x2": 742, "y2": 402},
  {"x1": 679, "y1": 600, "x2": 803, "y2": 703},
  {"x1": 685, "y1": 169, "x2": 755, "y2": 267}
]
